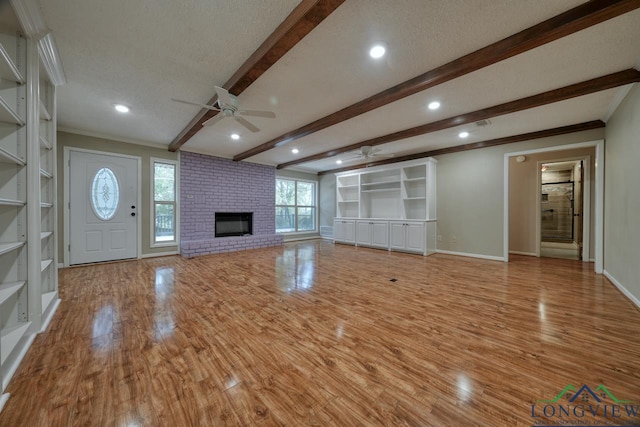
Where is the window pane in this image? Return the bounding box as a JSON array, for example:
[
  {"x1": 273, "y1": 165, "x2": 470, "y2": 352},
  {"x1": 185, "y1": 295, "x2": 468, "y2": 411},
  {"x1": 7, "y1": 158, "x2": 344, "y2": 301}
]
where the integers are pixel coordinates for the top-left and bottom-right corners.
[
  {"x1": 276, "y1": 206, "x2": 295, "y2": 232},
  {"x1": 91, "y1": 167, "x2": 119, "y2": 220},
  {"x1": 155, "y1": 203, "x2": 175, "y2": 242},
  {"x1": 154, "y1": 163, "x2": 175, "y2": 202},
  {"x1": 297, "y1": 181, "x2": 315, "y2": 206},
  {"x1": 276, "y1": 179, "x2": 295, "y2": 205},
  {"x1": 297, "y1": 207, "x2": 315, "y2": 231}
]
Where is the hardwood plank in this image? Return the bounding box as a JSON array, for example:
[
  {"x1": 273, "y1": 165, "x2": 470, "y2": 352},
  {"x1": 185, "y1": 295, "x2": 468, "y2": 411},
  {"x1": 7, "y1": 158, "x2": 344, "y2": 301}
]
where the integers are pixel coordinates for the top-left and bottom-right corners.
[
  {"x1": 233, "y1": 0, "x2": 640, "y2": 161},
  {"x1": 1, "y1": 241, "x2": 640, "y2": 426},
  {"x1": 168, "y1": 0, "x2": 345, "y2": 152},
  {"x1": 279, "y1": 69, "x2": 639, "y2": 169},
  {"x1": 317, "y1": 120, "x2": 605, "y2": 175}
]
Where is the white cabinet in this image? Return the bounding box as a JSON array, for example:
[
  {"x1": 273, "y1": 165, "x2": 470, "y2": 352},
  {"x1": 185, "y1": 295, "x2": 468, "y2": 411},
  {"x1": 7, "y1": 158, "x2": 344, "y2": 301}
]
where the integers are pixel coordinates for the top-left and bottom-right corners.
[
  {"x1": 356, "y1": 220, "x2": 388, "y2": 248},
  {"x1": 389, "y1": 221, "x2": 425, "y2": 253},
  {"x1": 333, "y1": 219, "x2": 355, "y2": 244}
]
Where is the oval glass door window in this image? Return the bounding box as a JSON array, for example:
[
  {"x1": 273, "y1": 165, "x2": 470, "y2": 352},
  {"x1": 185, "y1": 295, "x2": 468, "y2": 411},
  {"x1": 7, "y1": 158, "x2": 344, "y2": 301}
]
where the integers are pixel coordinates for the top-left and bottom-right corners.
[{"x1": 91, "y1": 167, "x2": 120, "y2": 220}]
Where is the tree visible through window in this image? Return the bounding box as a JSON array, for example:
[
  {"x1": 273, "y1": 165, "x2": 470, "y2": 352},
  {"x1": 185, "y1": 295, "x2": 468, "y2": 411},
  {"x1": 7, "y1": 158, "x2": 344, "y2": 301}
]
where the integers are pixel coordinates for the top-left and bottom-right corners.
[
  {"x1": 153, "y1": 161, "x2": 176, "y2": 244},
  {"x1": 276, "y1": 178, "x2": 316, "y2": 233}
]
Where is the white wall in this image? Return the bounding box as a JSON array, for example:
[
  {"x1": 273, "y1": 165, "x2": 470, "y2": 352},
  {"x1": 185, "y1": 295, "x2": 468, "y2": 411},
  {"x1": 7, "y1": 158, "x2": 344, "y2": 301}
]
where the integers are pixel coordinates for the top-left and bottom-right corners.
[{"x1": 604, "y1": 83, "x2": 640, "y2": 303}]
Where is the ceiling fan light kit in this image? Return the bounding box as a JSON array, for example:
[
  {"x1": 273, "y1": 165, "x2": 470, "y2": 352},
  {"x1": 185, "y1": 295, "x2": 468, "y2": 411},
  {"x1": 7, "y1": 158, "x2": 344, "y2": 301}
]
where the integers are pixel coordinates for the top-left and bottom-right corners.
[{"x1": 172, "y1": 86, "x2": 276, "y2": 133}]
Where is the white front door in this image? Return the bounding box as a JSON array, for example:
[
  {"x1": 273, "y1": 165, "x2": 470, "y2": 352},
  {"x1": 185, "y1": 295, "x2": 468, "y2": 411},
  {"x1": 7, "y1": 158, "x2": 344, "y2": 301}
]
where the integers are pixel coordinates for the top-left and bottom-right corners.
[{"x1": 69, "y1": 150, "x2": 139, "y2": 265}]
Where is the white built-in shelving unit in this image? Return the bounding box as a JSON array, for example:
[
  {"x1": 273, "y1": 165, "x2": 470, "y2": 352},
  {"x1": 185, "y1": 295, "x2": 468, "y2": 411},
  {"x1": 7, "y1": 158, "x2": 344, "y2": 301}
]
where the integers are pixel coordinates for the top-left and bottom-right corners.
[
  {"x1": 333, "y1": 158, "x2": 437, "y2": 255},
  {"x1": 0, "y1": 2, "x2": 64, "y2": 410}
]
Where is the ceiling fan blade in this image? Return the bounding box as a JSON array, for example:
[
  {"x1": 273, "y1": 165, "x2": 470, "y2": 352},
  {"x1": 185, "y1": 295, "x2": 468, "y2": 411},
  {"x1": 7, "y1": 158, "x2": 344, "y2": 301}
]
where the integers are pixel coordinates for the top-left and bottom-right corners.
[
  {"x1": 202, "y1": 113, "x2": 225, "y2": 127},
  {"x1": 171, "y1": 98, "x2": 221, "y2": 112},
  {"x1": 236, "y1": 109, "x2": 276, "y2": 119},
  {"x1": 214, "y1": 86, "x2": 233, "y2": 106},
  {"x1": 234, "y1": 116, "x2": 260, "y2": 133}
]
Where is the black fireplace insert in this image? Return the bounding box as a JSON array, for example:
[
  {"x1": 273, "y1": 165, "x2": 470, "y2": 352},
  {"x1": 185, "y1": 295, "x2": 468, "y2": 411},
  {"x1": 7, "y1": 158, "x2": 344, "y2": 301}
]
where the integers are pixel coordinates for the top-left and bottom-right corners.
[{"x1": 215, "y1": 212, "x2": 253, "y2": 237}]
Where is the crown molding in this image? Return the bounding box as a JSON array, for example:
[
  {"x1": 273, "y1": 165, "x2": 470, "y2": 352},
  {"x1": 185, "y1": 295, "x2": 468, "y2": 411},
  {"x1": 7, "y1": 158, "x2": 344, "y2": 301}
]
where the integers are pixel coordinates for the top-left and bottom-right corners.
[{"x1": 11, "y1": 0, "x2": 67, "y2": 85}]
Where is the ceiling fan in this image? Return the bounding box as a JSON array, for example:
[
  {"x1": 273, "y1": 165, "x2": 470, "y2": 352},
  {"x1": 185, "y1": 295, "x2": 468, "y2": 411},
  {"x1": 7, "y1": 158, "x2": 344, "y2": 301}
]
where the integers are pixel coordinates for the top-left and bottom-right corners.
[
  {"x1": 339, "y1": 146, "x2": 395, "y2": 164},
  {"x1": 172, "y1": 86, "x2": 276, "y2": 132}
]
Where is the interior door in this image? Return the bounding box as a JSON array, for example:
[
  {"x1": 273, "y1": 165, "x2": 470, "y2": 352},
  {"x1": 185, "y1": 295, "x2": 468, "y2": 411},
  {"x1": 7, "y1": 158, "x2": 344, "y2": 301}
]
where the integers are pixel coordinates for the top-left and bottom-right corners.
[{"x1": 69, "y1": 150, "x2": 138, "y2": 265}]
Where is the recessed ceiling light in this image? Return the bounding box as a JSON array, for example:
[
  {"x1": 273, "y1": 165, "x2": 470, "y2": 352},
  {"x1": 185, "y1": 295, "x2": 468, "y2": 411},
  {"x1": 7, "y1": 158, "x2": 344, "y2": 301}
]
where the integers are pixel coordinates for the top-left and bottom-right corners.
[
  {"x1": 369, "y1": 44, "x2": 386, "y2": 59},
  {"x1": 114, "y1": 104, "x2": 130, "y2": 113},
  {"x1": 336, "y1": 159, "x2": 343, "y2": 164},
  {"x1": 428, "y1": 101, "x2": 440, "y2": 110},
  {"x1": 459, "y1": 131, "x2": 469, "y2": 138},
  {"x1": 230, "y1": 133, "x2": 240, "y2": 140},
  {"x1": 291, "y1": 148, "x2": 299, "y2": 154}
]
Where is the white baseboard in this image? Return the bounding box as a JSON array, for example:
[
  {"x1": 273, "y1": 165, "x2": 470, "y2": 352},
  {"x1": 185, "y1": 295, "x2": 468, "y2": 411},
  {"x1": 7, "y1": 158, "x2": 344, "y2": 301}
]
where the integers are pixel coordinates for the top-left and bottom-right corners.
[
  {"x1": 140, "y1": 251, "x2": 179, "y2": 259},
  {"x1": 436, "y1": 249, "x2": 504, "y2": 262},
  {"x1": 0, "y1": 393, "x2": 9, "y2": 413},
  {"x1": 284, "y1": 236, "x2": 322, "y2": 242},
  {"x1": 604, "y1": 270, "x2": 640, "y2": 310},
  {"x1": 1, "y1": 332, "x2": 36, "y2": 393},
  {"x1": 57, "y1": 262, "x2": 64, "y2": 269},
  {"x1": 509, "y1": 251, "x2": 537, "y2": 256},
  {"x1": 40, "y1": 298, "x2": 61, "y2": 333}
]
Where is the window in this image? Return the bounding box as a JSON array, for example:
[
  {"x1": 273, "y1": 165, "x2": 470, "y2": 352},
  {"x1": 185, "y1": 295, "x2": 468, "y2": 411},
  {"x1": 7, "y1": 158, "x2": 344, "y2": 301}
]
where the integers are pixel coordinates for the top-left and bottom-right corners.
[
  {"x1": 152, "y1": 159, "x2": 178, "y2": 246},
  {"x1": 276, "y1": 178, "x2": 316, "y2": 233},
  {"x1": 91, "y1": 167, "x2": 119, "y2": 220}
]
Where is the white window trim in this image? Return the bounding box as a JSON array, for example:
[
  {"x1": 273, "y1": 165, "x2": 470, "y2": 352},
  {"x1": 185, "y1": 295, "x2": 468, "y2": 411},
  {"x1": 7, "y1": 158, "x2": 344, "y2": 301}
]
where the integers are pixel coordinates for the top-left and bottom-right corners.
[
  {"x1": 275, "y1": 177, "x2": 318, "y2": 234},
  {"x1": 150, "y1": 157, "x2": 180, "y2": 248}
]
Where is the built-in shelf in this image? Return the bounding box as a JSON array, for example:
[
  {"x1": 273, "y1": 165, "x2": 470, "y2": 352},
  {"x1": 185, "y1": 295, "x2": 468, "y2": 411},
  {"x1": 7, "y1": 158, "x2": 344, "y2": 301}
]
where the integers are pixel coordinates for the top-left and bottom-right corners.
[
  {"x1": 361, "y1": 179, "x2": 401, "y2": 186},
  {"x1": 0, "y1": 281, "x2": 25, "y2": 306},
  {"x1": 1, "y1": 322, "x2": 31, "y2": 365},
  {"x1": 0, "y1": 43, "x2": 24, "y2": 84},
  {"x1": 39, "y1": 169, "x2": 52, "y2": 179},
  {"x1": 338, "y1": 200, "x2": 359, "y2": 203},
  {"x1": 404, "y1": 197, "x2": 426, "y2": 200},
  {"x1": 0, "y1": 146, "x2": 24, "y2": 165},
  {"x1": 338, "y1": 184, "x2": 359, "y2": 189},
  {"x1": 0, "y1": 95, "x2": 24, "y2": 126},
  {"x1": 0, "y1": 241, "x2": 25, "y2": 256},
  {"x1": 39, "y1": 99, "x2": 51, "y2": 121},
  {"x1": 0, "y1": 198, "x2": 25, "y2": 206},
  {"x1": 361, "y1": 188, "x2": 401, "y2": 193},
  {"x1": 403, "y1": 177, "x2": 426, "y2": 182},
  {"x1": 39, "y1": 135, "x2": 51, "y2": 150},
  {"x1": 40, "y1": 259, "x2": 53, "y2": 272},
  {"x1": 40, "y1": 202, "x2": 52, "y2": 208},
  {"x1": 41, "y1": 291, "x2": 56, "y2": 314},
  {"x1": 40, "y1": 231, "x2": 52, "y2": 240}
]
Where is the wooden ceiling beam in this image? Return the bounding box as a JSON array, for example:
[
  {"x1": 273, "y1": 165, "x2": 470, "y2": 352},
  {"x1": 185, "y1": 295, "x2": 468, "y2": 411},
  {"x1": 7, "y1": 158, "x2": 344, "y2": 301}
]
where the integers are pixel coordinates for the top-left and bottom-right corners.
[
  {"x1": 234, "y1": 0, "x2": 640, "y2": 161},
  {"x1": 168, "y1": 0, "x2": 345, "y2": 152},
  {"x1": 278, "y1": 68, "x2": 640, "y2": 169},
  {"x1": 316, "y1": 120, "x2": 605, "y2": 175}
]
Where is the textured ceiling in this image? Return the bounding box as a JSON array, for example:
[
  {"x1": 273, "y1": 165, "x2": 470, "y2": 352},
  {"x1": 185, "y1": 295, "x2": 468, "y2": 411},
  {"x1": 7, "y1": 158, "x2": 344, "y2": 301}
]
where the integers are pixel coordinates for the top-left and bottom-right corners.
[{"x1": 40, "y1": 1, "x2": 640, "y2": 172}]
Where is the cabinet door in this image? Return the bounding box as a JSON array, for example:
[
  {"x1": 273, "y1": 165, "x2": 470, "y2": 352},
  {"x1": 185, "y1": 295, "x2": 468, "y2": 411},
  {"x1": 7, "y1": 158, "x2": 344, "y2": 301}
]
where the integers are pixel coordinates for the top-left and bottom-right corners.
[
  {"x1": 343, "y1": 220, "x2": 356, "y2": 243},
  {"x1": 389, "y1": 222, "x2": 406, "y2": 249},
  {"x1": 356, "y1": 221, "x2": 372, "y2": 245},
  {"x1": 405, "y1": 222, "x2": 425, "y2": 253},
  {"x1": 371, "y1": 221, "x2": 389, "y2": 248},
  {"x1": 333, "y1": 220, "x2": 344, "y2": 241}
]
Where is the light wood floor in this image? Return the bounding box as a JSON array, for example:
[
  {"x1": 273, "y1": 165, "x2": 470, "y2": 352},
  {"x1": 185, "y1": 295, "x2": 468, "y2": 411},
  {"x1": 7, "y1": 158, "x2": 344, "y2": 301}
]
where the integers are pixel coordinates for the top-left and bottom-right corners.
[{"x1": 1, "y1": 240, "x2": 639, "y2": 426}]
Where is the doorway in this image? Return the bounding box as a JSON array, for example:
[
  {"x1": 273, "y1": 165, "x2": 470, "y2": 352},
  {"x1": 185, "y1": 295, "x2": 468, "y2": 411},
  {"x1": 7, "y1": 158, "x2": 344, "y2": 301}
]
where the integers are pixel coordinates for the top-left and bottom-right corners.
[
  {"x1": 539, "y1": 160, "x2": 584, "y2": 260},
  {"x1": 66, "y1": 149, "x2": 140, "y2": 265}
]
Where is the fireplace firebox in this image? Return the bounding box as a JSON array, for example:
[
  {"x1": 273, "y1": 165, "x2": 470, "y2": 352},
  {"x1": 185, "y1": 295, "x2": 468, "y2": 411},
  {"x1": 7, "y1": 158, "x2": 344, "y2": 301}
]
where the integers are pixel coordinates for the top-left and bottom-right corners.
[{"x1": 215, "y1": 212, "x2": 253, "y2": 237}]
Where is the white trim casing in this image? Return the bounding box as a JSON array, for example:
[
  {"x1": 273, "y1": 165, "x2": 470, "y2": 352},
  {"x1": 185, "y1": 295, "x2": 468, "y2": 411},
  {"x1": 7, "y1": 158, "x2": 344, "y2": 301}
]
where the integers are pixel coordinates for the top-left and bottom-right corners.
[
  {"x1": 604, "y1": 270, "x2": 640, "y2": 310},
  {"x1": 150, "y1": 157, "x2": 180, "y2": 249},
  {"x1": 275, "y1": 177, "x2": 319, "y2": 234},
  {"x1": 140, "y1": 251, "x2": 179, "y2": 259},
  {"x1": 503, "y1": 140, "x2": 604, "y2": 272},
  {"x1": 63, "y1": 147, "x2": 142, "y2": 266},
  {"x1": 436, "y1": 250, "x2": 504, "y2": 262}
]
